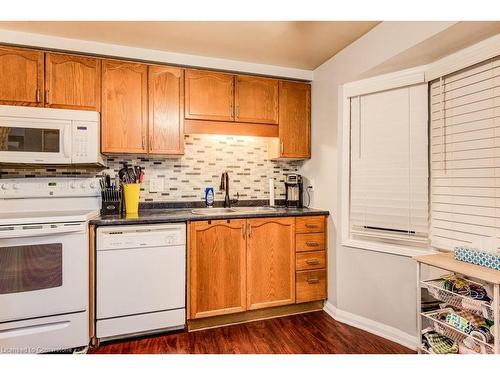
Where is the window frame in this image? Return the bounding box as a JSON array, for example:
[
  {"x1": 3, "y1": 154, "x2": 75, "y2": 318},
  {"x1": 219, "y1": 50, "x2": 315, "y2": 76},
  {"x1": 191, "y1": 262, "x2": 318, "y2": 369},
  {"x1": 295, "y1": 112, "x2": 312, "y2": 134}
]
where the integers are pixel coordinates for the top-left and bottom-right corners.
[{"x1": 340, "y1": 67, "x2": 436, "y2": 257}]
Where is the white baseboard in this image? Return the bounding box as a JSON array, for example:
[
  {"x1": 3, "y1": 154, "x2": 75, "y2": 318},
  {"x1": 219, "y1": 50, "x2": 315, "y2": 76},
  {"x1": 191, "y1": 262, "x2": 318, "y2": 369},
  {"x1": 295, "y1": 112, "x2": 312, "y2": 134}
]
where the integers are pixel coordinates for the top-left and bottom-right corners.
[{"x1": 323, "y1": 301, "x2": 417, "y2": 350}]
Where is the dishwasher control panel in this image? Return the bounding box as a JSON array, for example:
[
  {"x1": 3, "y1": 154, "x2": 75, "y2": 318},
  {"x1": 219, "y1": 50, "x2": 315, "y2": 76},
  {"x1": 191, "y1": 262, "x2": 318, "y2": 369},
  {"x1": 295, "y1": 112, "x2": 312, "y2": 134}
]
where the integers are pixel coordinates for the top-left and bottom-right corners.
[{"x1": 97, "y1": 223, "x2": 186, "y2": 250}]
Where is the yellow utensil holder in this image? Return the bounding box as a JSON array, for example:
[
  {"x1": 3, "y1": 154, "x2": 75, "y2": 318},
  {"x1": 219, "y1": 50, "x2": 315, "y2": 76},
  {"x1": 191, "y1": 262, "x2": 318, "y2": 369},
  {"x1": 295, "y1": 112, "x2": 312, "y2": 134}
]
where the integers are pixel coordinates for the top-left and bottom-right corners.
[{"x1": 123, "y1": 183, "x2": 140, "y2": 214}]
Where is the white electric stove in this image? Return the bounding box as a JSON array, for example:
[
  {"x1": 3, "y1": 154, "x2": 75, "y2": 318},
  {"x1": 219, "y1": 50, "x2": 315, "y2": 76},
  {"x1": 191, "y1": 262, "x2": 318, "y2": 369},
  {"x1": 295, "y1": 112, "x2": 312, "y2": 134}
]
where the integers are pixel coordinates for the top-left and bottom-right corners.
[{"x1": 0, "y1": 177, "x2": 100, "y2": 353}]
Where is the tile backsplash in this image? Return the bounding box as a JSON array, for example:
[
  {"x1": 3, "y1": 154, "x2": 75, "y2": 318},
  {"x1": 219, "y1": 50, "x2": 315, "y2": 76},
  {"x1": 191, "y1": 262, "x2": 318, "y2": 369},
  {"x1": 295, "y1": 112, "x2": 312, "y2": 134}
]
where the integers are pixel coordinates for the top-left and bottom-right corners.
[{"x1": 1, "y1": 134, "x2": 302, "y2": 203}]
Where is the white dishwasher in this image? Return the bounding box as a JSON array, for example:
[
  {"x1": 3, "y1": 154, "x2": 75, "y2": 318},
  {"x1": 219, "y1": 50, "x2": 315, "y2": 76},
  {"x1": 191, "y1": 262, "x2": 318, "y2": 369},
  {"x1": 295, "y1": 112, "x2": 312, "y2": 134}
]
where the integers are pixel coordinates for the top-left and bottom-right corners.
[{"x1": 96, "y1": 223, "x2": 186, "y2": 341}]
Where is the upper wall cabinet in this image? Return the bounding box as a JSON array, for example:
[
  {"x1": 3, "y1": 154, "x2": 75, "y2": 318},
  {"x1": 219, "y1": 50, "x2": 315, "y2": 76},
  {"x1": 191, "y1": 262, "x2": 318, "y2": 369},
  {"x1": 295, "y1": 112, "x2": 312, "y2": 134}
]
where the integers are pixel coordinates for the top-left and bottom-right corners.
[
  {"x1": 0, "y1": 46, "x2": 44, "y2": 107},
  {"x1": 148, "y1": 65, "x2": 184, "y2": 155},
  {"x1": 269, "y1": 81, "x2": 311, "y2": 159},
  {"x1": 101, "y1": 60, "x2": 148, "y2": 154},
  {"x1": 235, "y1": 75, "x2": 278, "y2": 124},
  {"x1": 45, "y1": 53, "x2": 101, "y2": 111},
  {"x1": 184, "y1": 69, "x2": 234, "y2": 121}
]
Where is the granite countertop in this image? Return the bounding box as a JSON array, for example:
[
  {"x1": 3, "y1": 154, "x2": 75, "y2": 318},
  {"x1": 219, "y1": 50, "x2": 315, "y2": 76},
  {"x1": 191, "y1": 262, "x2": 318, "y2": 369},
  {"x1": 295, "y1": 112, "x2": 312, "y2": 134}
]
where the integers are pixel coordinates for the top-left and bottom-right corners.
[{"x1": 89, "y1": 206, "x2": 330, "y2": 226}]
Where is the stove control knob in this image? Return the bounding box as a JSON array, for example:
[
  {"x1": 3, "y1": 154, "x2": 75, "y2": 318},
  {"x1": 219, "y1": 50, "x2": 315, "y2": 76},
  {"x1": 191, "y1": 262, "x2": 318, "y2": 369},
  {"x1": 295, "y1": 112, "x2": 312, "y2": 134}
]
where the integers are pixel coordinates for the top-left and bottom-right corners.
[
  {"x1": 1, "y1": 183, "x2": 9, "y2": 190},
  {"x1": 70, "y1": 182, "x2": 77, "y2": 189},
  {"x1": 80, "y1": 182, "x2": 87, "y2": 189},
  {"x1": 89, "y1": 181, "x2": 96, "y2": 189},
  {"x1": 12, "y1": 183, "x2": 19, "y2": 190}
]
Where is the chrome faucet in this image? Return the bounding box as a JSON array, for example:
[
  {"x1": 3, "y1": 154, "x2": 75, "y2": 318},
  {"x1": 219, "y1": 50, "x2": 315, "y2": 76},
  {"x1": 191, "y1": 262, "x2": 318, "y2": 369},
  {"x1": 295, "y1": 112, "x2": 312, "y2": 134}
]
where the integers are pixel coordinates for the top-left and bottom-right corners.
[{"x1": 220, "y1": 171, "x2": 239, "y2": 208}]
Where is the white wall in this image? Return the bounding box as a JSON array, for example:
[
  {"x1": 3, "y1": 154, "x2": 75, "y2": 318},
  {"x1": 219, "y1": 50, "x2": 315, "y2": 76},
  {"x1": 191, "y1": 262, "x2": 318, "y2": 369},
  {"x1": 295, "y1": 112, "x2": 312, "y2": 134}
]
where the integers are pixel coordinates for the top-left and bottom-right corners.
[
  {"x1": 0, "y1": 28, "x2": 312, "y2": 81},
  {"x1": 300, "y1": 21, "x2": 459, "y2": 341}
]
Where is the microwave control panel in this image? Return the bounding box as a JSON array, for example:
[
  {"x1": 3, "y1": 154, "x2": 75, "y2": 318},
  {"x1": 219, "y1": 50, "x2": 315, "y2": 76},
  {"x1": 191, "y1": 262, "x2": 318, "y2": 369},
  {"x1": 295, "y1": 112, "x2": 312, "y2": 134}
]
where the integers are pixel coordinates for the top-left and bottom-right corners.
[{"x1": 72, "y1": 121, "x2": 99, "y2": 163}]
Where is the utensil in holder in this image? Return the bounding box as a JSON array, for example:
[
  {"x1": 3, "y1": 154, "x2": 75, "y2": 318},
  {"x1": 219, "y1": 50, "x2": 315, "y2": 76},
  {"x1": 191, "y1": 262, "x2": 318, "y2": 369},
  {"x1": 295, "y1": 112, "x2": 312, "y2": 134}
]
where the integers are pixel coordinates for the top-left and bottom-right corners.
[{"x1": 101, "y1": 188, "x2": 123, "y2": 215}]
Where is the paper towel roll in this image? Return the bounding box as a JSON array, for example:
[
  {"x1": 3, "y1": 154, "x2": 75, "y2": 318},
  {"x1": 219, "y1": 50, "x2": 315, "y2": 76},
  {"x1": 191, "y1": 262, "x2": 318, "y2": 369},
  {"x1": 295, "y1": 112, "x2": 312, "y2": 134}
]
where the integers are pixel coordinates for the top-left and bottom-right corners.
[{"x1": 269, "y1": 178, "x2": 275, "y2": 207}]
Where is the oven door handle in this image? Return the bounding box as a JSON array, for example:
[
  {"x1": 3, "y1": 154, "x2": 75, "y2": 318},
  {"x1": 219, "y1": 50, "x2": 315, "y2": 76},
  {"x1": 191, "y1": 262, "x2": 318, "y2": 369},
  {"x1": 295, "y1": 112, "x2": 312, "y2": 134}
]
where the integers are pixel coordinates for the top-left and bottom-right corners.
[{"x1": 0, "y1": 223, "x2": 85, "y2": 239}]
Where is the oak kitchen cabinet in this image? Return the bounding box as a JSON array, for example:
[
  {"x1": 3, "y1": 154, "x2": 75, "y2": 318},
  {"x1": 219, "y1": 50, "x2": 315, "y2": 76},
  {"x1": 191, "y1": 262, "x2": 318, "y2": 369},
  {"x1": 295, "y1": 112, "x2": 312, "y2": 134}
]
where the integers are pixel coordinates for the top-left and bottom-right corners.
[
  {"x1": 235, "y1": 75, "x2": 279, "y2": 124},
  {"x1": 148, "y1": 65, "x2": 184, "y2": 155},
  {"x1": 101, "y1": 60, "x2": 148, "y2": 154},
  {"x1": 101, "y1": 61, "x2": 185, "y2": 155},
  {"x1": 188, "y1": 219, "x2": 247, "y2": 319},
  {"x1": 246, "y1": 217, "x2": 295, "y2": 310},
  {"x1": 0, "y1": 45, "x2": 311, "y2": 157},
  {"x1": 0, "y1": 46, "x2": 44, "y2": 107},
  {"x1": 269, "y1": 81, "x2": 311, "y2": 159},
  {"x1": 184, "y1": 69, "x2": 280, "y2": 130},
  {"x1": 45, "y1": 52, "x2": 101, "y2": 111},
  {"x1": 188, "y1": 216, "x2": 313, "y2": 321},
  {"x1": 0, "y1": 47, "x2": 101, "y2": 110},
  {"x1": 295, "y1": 216, "x2": 327, "y2": 303},
  {"x1": 184, "y1": 69, "x2": 234, "y2": 122}
]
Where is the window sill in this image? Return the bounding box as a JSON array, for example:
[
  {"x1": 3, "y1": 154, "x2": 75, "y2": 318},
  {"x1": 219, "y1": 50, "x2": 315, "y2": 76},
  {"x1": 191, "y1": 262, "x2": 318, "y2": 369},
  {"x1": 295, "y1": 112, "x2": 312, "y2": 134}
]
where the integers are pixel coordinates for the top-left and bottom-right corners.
[{"x1": 341, "y1": 238, "x2": 438, "y2": 258}]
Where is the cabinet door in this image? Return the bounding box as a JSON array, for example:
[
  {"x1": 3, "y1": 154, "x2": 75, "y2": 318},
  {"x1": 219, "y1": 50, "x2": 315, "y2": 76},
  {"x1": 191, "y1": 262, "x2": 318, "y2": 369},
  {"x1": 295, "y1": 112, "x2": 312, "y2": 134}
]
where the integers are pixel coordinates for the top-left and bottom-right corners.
[
  {"x1": 279, "y1": 81, "x2": 311, "y2": 158},
  {"x1": 246, "y1": 217, "x2": 295, "y2": 310},
  {"x1": 189, "y1": 219, "x2": 247, "y2": 319},
  {"x1": 0, "y1": 46, "x2": 43, "y2": 107},
  {"x1": 45, "y1": 53, "x2": 101, "y2": 111},
  {"x1": 148, "y1": 65, "x2": 184, "y2": 155},
  {"x1": 235, "y1": 75, "x2": 278, "y2": 124},
  {"x1": 184, "y1": 69, "x2": 234, "y2": 121},
  {"x1": 101, "y1": 60, "x2": 148, "y2": 154}
]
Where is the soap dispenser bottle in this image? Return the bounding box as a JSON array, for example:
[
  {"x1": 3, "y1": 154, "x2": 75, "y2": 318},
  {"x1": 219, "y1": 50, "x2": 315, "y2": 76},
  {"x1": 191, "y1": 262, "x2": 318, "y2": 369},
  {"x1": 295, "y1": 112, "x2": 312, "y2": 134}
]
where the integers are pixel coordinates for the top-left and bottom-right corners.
[{"x1": 205, "y1": 187, "x2": 214, "y2": 207}]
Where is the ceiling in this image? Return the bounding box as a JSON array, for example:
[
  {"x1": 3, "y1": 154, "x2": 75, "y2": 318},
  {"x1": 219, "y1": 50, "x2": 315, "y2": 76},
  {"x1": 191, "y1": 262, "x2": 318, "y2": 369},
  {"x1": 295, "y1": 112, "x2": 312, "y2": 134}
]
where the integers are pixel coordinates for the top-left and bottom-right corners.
[
  {"x1": 0, "y1": 21, "x2": 379, "y2": 70},
  {"x1": 359, "y1": 21, "x2": 500, "y2": 79}
]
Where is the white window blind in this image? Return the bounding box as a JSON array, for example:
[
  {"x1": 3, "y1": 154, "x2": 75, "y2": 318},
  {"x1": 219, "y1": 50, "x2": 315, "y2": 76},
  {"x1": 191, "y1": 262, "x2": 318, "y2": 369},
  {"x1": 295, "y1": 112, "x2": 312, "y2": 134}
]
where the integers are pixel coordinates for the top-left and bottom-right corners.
[
  {"x1": 350, "y1": 84, "x2": 429, "y2": 244},
  {"x1": 430, "y1": 57, "x2": 500, "y2": 251}
]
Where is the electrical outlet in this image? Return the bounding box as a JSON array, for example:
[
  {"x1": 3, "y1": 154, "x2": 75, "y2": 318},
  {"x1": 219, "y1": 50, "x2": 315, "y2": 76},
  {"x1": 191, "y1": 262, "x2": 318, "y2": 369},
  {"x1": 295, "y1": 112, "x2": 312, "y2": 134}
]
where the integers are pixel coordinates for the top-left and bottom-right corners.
[{"x1": 149, "y1": 178, "x2": 164, "y2": 193}]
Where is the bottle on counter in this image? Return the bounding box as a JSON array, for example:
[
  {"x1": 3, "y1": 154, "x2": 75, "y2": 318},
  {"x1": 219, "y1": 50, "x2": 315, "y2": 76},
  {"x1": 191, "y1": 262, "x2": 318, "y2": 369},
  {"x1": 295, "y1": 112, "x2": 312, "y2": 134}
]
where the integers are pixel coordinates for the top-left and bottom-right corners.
[{"x1": 205, "y1": 187, "x2": 214, "y2": 207}]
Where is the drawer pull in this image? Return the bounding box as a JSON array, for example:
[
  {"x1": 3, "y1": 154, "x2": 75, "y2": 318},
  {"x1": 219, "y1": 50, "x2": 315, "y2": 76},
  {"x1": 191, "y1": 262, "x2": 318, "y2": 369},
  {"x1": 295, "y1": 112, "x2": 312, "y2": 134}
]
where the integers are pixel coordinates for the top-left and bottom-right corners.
[
  {"x1": 306, "y1": 241, "x2": 319, "y2": 247},
  {"x1": 306, "y1": 259, "x2": 320, "y2": 265},
  {"x1": 307, "y1": 277, "x2": 320, "y2": 284},
  {"x1": 305, "y1": 224, "x2": 319, "y2": 229}
]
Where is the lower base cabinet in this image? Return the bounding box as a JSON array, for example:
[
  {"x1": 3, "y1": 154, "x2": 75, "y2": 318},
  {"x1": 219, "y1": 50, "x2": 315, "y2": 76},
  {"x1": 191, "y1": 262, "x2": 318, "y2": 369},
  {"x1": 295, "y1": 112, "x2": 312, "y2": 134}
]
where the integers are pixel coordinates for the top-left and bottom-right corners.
[
  {"x1": 296, "y1": 270, "x2": 327, "y2": 303},
  {"x1": 188, "y1": 216, "x2": 327, "y2": 322},
  {"x1": 246, "y1": 217, "x2": 295, "y2": 310},
  {"x1": 188, "y1": 219, "x2": 247, "y2": 319}
]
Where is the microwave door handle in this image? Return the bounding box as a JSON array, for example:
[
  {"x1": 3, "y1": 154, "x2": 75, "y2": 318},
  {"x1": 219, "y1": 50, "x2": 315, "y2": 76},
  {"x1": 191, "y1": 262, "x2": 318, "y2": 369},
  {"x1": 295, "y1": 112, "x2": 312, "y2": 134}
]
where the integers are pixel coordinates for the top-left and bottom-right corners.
[
  {"x1": 0, "y1": 223, "x2": 84, "y2": 239},
  {"x1": 62, "y1": 125, "x2": 71, "y2": 159}
]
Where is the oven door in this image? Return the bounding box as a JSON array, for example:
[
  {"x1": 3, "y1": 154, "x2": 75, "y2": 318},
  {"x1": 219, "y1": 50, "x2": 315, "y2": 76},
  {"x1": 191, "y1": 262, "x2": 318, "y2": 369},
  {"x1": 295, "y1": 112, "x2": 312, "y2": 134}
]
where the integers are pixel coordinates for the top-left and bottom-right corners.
[
  {"x1": 0, "y1": 117, "x2": 72, "y2": 164},
  {"x1": 0, "y1": 222, "x2": 88, "y2": 323}
]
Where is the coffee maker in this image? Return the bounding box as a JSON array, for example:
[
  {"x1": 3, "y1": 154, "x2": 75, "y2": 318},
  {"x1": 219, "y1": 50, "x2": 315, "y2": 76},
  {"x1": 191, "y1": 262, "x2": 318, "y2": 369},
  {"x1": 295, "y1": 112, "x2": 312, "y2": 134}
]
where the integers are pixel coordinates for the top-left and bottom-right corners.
[{"x1": 284, "y1": 173, "x2": 303, "y2": 208}]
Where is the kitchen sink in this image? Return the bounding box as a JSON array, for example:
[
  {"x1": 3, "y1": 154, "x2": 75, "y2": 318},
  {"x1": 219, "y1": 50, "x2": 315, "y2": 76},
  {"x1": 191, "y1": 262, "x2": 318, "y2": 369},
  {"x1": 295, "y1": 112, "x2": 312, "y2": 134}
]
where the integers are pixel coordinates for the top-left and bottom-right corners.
[
  {"x1": 232, "y1": 206, "x2": 278, "y2": 213},
  {"x1": 191, "y1": 208, "x2": 237, "y2": 215},
  {"x1": 190, "y1": 207, "x2": 278, "y2": 215}
]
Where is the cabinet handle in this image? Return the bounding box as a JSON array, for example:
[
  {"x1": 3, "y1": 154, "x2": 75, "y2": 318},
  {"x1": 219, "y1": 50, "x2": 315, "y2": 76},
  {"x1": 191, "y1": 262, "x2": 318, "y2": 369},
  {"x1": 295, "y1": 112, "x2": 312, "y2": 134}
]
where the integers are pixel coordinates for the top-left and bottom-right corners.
[
  {"x1": 306, "y1": 259, "x2": 320, "y2": 265},
  {"x1": 305, "y1": 224, "x2": 319, "y2": 229},
  {"x1": 247, "y1": 223, "x2": 252, "y2": 238},
  {"x1": 142, "y1": 135, "x2": 145, "y2": 149},
  {"x1": 45, "y1": 90, "x2": 49, "y2": 104},
  {"x1": 236, "y1": 105, "x2": 239, "y2": 118},
  {"x1": 306, "y1": 241, "x2": 319, "y2": 247},
  {"x1": 242, "y1": 224, "x2": 246, "y2": 239},
  {"x1": 280, "y1": 141, "x2": 284, "y2": 155},
  {"x1": 36, "y1": 88, "x2": 40, "y2": 103},
  {"x1": 307, "y1": 277, "x2": 320, "y2": 284}
]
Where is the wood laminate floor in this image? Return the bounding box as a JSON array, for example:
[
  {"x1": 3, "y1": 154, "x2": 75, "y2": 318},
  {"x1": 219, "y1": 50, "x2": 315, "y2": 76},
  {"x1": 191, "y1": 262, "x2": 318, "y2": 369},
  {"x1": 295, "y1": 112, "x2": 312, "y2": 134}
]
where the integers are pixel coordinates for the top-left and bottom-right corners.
[{"x1": 89, "y1": 311, "x2": 414, "y2": 354}]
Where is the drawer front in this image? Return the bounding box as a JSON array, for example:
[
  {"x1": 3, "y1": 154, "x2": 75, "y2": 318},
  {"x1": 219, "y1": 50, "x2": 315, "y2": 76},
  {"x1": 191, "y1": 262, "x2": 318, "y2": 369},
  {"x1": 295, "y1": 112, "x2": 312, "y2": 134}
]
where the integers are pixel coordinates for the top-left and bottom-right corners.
[
  {"x1": 296, "y1": 216, "x2": 325, "y2": 233},
  {"x1": 296, "y1": 251, "x2": 326, "y2": 271},
  {"x1": 296, "y1": 233, "x2": 325, "y2": 252},
  {"x1": 296, "y1": 270, "x2": 326, "y2": 303}
]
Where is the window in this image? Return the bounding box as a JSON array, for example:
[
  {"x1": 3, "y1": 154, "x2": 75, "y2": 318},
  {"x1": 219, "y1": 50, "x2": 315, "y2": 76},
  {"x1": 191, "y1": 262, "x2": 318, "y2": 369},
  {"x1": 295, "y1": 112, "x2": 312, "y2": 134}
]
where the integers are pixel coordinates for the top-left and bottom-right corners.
[
  {"x1": 430, "y1": 57, "x2": 500, "y2": 251},
  {"x1": 349, "y1": 84, "x2": 429, "y2": 245}
]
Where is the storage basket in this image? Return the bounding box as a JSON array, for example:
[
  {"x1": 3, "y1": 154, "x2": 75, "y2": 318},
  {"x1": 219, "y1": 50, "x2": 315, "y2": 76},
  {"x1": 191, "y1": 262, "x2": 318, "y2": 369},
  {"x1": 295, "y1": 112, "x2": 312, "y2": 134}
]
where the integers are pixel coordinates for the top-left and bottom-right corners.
[
  {"x1": 422, "y1": 278, "x2": 494, "y2": 321},
  {"x1": 421, "y1": 310, "x2": 494, "y2": 354}
]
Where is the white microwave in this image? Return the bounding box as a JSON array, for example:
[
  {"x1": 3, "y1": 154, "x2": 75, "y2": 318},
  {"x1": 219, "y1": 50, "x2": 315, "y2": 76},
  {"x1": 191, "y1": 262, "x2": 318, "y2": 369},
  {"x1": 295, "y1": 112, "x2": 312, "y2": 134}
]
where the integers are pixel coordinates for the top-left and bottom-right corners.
[{"x1": 0, "y1": 105, "x2": 104, "y2": 165}]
